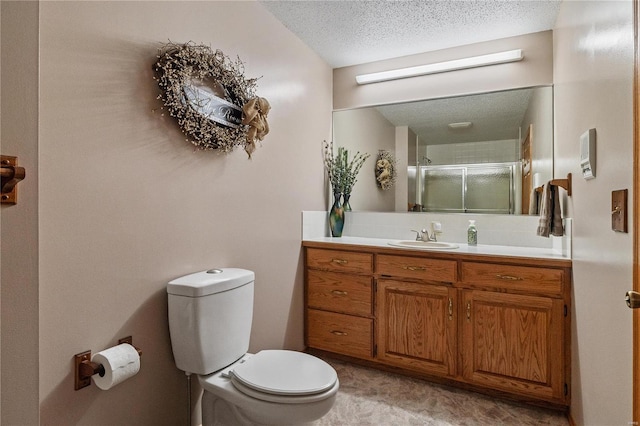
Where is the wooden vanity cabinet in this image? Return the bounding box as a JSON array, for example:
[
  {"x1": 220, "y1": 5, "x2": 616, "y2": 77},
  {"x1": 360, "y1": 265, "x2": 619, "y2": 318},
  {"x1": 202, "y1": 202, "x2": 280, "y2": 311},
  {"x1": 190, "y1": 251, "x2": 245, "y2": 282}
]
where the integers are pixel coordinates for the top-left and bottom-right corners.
[
  {"x1": 303, "y1": 243, "x2": 571, "y2": 408},
  {"x1": 459, "y1": 261, "x2": 570, "y2": 404},
  {"x1": 305, "y1": 248, "x2": 375, "y2": 360}
]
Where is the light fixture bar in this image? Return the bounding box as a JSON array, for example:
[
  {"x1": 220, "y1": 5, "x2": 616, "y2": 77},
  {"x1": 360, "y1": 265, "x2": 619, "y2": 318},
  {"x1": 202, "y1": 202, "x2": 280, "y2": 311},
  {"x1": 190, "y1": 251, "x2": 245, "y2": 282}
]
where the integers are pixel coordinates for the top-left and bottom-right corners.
[
  {"x1": 355, "y1": 49, "x2": 523, "y2": 85},
  {"x1": 448, "y1": 122, "x2": 473, "y2": 129}
]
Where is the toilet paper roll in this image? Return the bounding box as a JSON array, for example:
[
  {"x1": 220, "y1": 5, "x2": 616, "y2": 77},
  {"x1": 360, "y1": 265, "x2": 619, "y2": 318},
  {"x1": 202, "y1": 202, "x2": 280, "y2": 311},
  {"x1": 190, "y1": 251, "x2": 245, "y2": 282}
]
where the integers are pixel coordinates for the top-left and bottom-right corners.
[{"x1": 91, "y1": 343, "x2": 140, "y2": 390}]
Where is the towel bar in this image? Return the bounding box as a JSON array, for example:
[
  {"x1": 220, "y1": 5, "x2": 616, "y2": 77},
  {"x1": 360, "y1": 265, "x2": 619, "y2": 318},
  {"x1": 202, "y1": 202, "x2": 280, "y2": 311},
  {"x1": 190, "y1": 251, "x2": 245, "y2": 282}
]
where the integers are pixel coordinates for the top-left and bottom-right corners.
[{"x1": 535, "y1": 173, "x2": 572, "y2": 197}]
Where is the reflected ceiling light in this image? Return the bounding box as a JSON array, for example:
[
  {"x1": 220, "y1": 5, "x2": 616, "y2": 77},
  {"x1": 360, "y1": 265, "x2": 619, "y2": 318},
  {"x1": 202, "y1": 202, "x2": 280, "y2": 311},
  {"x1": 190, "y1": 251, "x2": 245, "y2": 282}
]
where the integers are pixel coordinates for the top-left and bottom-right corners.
[
  {"x1": 448, "y1": 122, "x2": 473, "y2": 129},
  {"x1": 355, "y1": 49, "x2": 524, "y2": 85}
]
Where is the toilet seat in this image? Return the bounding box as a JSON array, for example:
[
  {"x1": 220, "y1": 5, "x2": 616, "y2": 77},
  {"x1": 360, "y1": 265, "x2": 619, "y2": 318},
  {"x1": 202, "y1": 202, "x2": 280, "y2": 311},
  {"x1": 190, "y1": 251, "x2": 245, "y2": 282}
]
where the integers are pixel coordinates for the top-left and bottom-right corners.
[{"x1": 228, "y1": 350, "x2": 338, "y2": 404}]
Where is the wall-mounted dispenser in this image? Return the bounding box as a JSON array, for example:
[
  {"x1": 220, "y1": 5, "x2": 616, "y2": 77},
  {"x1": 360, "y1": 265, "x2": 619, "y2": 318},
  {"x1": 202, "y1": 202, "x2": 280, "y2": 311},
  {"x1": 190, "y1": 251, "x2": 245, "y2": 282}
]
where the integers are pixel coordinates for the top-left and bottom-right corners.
[{"x1": 580, "y1": 128, "x2": 596, "y2": 180}]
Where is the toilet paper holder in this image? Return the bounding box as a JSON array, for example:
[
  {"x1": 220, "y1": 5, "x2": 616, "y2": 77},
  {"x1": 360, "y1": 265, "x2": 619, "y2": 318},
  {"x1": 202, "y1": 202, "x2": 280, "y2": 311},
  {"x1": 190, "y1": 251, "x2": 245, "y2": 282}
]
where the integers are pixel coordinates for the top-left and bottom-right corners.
[{"x1": 74, "y1": 336, "x2": 142, "y2": 390}]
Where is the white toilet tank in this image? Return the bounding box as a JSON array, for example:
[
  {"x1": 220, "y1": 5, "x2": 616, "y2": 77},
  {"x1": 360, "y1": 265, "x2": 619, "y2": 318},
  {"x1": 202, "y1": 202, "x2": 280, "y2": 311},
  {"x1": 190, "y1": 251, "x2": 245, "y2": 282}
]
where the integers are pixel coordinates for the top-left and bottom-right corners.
[{"x1": 167, "y1": 268, "x2": 254, "y2": 375}]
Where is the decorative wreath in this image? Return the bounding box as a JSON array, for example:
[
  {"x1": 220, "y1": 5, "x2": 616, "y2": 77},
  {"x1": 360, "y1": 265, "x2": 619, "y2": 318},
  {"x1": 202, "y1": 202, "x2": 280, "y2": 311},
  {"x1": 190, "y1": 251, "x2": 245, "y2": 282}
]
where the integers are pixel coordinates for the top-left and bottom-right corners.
[
  {"x1": 375, "y1": 150, "x2": 397, "y2": 191},
  {"x1": 153, "y1": 41, "x2": 270, "y2": 157}
]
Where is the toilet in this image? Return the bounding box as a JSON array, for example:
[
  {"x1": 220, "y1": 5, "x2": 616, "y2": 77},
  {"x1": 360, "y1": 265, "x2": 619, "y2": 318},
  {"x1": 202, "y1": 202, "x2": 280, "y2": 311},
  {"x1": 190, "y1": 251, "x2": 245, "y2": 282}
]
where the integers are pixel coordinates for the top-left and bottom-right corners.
[{"x1": 167, "y1": 268, "x2": 339, "y2": 426}]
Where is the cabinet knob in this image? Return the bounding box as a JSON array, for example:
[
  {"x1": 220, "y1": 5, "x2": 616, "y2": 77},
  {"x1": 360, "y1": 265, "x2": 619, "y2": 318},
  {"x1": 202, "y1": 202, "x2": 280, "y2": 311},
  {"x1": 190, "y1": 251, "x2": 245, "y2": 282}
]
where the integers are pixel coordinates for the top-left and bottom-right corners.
[
  {"x1": 466, "y1": 302, "x2": 471, "y2": 321},
  {"x1": 448, "y1": 298, "x2": 453, "y2": 320},
  {"x1": 330, "y1": 330, "x2": 348, "y2": 336},
  {"x1": 331, "y1": 258, "x2": 348, "y2": 265},
  {"x1": 331, "y1": 290, "x2": 348, "y2": 296}
]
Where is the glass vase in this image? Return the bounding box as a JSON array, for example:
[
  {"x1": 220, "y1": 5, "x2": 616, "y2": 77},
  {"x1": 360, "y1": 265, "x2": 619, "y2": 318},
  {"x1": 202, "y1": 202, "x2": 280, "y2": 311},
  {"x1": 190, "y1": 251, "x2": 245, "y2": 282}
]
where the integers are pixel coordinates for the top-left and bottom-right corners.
[
  {"x1": 329, "y1": 192, "x2": 345, "y2": 237},
  {"x1": 342, "y1": 193, "x2": 352, "y2": 211}
]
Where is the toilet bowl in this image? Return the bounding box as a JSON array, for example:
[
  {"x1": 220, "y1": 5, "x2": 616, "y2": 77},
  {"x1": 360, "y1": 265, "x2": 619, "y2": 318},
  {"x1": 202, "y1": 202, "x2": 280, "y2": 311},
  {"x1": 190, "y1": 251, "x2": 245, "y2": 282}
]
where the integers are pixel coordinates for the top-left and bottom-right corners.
[
  {"x1": 167, "y1": 268, "x2": 339, "y2": 425},
  {"x1": 199, "y1": 351, "x2": 339, "y2": 425}
]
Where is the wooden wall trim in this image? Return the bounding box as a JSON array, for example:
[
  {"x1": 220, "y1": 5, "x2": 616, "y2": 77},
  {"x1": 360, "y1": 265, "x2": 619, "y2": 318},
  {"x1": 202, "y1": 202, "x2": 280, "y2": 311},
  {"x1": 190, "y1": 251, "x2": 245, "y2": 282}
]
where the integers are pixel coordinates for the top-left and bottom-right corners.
[{"x1": 633, "y1": 0, "x2": 639, "y2": 423}]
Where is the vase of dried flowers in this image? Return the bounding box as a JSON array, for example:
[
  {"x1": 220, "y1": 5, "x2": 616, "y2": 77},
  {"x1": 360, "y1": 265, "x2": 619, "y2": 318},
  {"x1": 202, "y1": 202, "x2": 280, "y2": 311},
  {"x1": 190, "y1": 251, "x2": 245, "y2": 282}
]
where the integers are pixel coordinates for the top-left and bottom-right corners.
[
  {"x1": 337, "y1": 145, "x2": 368, "y2": 212},
  {"x1": 323, "y1": 141, "x2": 370, "y2": 236}
]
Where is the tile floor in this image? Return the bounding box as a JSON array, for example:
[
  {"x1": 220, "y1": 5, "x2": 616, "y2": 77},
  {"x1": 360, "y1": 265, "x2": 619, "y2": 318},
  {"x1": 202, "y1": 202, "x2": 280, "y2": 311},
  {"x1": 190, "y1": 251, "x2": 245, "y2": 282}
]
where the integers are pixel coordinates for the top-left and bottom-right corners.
[{"x1": 314, "y1": 358, "x2": 569, "y2": 426}]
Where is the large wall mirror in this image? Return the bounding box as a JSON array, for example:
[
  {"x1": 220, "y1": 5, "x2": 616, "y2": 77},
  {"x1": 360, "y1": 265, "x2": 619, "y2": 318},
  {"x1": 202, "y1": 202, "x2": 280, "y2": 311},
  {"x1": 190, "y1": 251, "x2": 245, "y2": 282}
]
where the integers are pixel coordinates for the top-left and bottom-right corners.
[{"x1": 332, "y1": 86, "x2": 553, "y2": 215}]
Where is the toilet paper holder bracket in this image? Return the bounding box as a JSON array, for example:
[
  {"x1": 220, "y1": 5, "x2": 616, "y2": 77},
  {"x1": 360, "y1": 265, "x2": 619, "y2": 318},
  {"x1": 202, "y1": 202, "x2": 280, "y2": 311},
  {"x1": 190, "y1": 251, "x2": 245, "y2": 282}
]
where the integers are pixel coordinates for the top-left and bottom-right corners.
[{"x1": 74, "y1": 336, "x2": 142, "y2": 391}]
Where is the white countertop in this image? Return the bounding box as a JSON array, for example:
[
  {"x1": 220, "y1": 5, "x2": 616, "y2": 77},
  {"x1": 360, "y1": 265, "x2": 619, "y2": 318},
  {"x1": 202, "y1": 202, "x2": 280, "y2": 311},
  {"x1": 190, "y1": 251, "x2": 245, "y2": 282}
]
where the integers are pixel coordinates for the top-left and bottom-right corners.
[{"x1": 303, "y1": 236, "x2": 571, "y2": 261}]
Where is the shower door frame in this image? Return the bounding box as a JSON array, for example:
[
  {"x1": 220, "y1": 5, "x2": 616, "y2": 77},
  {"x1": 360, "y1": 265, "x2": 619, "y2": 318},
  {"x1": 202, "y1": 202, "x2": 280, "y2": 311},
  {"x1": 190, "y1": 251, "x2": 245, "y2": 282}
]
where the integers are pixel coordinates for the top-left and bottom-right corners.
[{"x1": 419, "y1": 162, "x2": 519, "y2": 214}]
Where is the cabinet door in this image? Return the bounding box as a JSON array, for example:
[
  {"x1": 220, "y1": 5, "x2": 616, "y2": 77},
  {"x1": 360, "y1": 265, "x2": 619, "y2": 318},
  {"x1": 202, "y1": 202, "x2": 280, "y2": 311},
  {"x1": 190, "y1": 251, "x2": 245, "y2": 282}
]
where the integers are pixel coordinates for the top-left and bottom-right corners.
[
  {"x1": 377, "y1": 279, "x2": 457, "y2": 377},
  {"x1": 461, "y1": 290, "x2": 566, "y2": 403}
]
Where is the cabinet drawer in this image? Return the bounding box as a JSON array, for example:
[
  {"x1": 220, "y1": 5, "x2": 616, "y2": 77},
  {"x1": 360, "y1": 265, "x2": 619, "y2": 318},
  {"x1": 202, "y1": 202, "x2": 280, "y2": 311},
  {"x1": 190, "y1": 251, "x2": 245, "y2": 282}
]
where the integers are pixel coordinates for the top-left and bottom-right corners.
[
  {"x1": 377, "y1": 254, "x2": 456, "y2": 283},
  {"x1": 306, "y1": 248, "x2": 373, "y2": 274},
  {"x1": 307, "y1": 270, "x2": 373, "y2": 316},
  {"x1": 460, "y1": 262, "x2": 564, "y2": 297},
  {"x1": 307, "y1": 309, "x2": 373, "y2": 359}
]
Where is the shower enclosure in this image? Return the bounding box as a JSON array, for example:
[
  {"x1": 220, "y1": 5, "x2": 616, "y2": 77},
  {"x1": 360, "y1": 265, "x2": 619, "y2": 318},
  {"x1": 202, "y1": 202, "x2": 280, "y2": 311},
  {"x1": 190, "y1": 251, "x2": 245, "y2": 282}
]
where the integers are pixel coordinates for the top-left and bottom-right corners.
[{"x1": 408, "y1": 162, "x2": 521, "y2": 214}]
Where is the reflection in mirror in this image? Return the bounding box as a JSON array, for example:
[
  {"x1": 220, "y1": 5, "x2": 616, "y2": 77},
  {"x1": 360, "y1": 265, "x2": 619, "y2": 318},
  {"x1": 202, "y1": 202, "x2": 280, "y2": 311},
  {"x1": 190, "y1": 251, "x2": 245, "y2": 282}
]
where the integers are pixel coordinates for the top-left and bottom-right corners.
[
  {"x1": 414, "y1": 163, "x2": 519, "y2": 214},
  {"x1": 332, "y1": 86, "x2": 553, "y2": 215}
]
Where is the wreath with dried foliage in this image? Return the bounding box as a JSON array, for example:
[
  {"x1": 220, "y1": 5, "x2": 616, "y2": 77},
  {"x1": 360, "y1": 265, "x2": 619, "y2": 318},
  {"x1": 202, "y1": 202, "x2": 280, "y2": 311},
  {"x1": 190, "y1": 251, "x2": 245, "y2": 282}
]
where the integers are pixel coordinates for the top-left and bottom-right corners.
[{"x1": 153, "y1": 42, "x2": 269, "y2": 157}]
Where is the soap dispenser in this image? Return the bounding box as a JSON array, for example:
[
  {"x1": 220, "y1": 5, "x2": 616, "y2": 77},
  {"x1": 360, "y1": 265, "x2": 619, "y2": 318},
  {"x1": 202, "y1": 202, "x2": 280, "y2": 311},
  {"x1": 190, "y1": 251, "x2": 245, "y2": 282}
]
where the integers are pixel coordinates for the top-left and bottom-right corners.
[{"x1": 467, "y1": 220, "x2": 477, "y2": 246}]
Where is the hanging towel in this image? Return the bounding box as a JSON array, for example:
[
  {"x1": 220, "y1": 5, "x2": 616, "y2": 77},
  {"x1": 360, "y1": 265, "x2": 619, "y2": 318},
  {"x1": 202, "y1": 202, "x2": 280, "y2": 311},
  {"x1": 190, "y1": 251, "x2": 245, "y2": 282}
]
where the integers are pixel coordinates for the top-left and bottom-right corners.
[
  {"x1": 528, "y1": 187, "x2": 539, "y2": 215},
  {"x1": 536, "y1": 183, "x2": 564, "y2": 237}
]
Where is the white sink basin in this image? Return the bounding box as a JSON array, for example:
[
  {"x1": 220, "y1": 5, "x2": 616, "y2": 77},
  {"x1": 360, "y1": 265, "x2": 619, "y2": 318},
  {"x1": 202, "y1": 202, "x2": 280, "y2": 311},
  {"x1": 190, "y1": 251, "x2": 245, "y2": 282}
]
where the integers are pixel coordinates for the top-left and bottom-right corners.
[{"x1": 388, "y1": 240, "x2": 459, "y2": 250}]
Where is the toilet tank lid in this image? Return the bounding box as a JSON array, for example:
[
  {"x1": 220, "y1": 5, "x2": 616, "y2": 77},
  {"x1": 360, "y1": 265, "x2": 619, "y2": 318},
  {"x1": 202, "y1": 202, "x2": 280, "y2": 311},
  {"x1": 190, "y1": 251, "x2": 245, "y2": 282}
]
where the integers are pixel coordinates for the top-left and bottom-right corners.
[{"x1": 167, "y1": 268, "x2": 254, "y2": 297}]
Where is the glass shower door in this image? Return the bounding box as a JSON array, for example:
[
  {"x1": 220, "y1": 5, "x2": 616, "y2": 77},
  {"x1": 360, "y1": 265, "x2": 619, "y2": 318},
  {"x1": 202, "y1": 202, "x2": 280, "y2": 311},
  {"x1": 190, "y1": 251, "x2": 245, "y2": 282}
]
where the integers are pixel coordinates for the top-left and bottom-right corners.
[
  {"x1": 422, "y1": 167, "x2": 464, "y2": 212},
  {"x1": 419, "y1": 163, "x2": 515, "y2": 214},
  {"x1": 465, "y1": 165, "x2": 513, "y2": 214}
]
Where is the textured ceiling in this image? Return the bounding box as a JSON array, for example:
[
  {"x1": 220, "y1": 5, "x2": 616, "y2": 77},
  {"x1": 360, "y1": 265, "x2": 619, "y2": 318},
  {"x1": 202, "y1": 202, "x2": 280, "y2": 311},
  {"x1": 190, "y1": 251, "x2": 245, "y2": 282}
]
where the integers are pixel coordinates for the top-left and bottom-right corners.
[
  {"x1": 261, "y1": 1, "x2": 560, "y2": 146},
  {"x1": 260, "y1": 0, "x2": 562, "y2": 68},
  {"x1": 374, "y1": 88, "x2": 534, "y2": 145}
]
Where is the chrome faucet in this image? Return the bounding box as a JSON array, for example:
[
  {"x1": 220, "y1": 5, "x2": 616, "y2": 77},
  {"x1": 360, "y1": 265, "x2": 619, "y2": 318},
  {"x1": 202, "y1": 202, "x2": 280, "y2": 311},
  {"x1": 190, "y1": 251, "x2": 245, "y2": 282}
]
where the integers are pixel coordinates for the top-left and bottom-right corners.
[{"x1": 411, "y1": 228, "x2": 438, "y2": 242}]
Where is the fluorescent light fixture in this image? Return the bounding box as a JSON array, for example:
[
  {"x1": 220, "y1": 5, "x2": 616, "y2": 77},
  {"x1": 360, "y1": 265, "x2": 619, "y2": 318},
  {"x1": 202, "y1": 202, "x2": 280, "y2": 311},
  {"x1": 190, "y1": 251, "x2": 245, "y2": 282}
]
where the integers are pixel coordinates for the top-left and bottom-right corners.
[
  {"x1": 448, "y1": 122, "x2": 473, "y2": 129},
  {"x1": 355, "y1": 49, "x2": 524, "y2": 85}
]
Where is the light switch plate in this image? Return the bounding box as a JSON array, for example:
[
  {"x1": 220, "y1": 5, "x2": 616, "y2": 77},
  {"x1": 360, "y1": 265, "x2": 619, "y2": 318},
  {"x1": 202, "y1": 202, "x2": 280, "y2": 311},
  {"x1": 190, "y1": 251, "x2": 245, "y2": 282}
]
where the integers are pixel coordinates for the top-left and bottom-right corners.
[{"x1": 611, "y1": 189, "x2": 628, "y2": 233}]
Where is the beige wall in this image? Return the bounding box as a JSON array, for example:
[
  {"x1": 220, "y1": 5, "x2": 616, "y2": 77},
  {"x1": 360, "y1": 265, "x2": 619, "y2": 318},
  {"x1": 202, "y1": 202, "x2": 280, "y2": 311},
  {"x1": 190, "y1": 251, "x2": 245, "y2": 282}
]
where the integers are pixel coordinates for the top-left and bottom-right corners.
[
  {"x1": 333, "y1": 30, "x2": 553, "y2": 110},
  {"x1": 395, "y1": 126, "x2": 413, "y2": 211},
  {"x1": 332, "y1": 108, "x2": 395, "y2": 211},
  {"x1": 0, "y1": 1, "x2": 40, "y2": 424},
  {"x1": 521, "y1": 86, "x2": 554, "y2": 189},
  {"x1": 3, "y1": 1, "x2": 636, "y2": 424},
  {"x1": 0, "y1": 1, "x2": 334, "y2": 424},
  {"x1": 554, "y1": 1, "x2": 634, "y2": 424}
]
